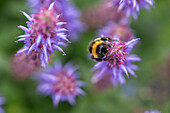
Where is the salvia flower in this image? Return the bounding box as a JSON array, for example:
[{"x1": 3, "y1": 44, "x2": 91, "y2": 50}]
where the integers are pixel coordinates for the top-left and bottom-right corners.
[
  {"x1": 144, "y1": 110, "x2": 161, "y2": 113},
  {"x1": 37, "y1": 61, "x2": 85, "y2": 106},
  {"x1": 28, "y1": 0, "x2": 85, "y2": 40},
  {"x1": 99, "y1": 21, "x2": 134, "y2": 42},
  {"x1": 91, "y1": 37, "x2": 141, "y2": 86},
  {"x1": 112, "y1": 0, "x2": 155, "y2": 19},
  {"x1": 16, "y1": 3, "x2": 70, "y2": 67}
]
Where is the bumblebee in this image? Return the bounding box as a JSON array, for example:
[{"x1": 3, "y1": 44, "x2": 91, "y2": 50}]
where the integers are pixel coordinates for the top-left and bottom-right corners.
[{"x1": 88, "y1": 37, "x2": 112, "y2": 61}]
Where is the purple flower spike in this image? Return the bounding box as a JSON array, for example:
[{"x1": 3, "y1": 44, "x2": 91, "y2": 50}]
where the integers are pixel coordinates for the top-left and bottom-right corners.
[
  {"x1": 16, "y1": 2, "x2": 70, "y2": 67},
  {"x1": 113, "y1": 0, "x2": 155, "y2": 19},
  {"x1": 145, "y1": 110, "x2": 161, "y2": 113},
  {"x1": 37, "y1": 61, "x2": 85, "y2": 106},
  {"x1": 91, "y1": 37, "x2": 140, "y2": 87},
  {"x1": 28, "y1": 0, "x2": 85, "y2": 40}
]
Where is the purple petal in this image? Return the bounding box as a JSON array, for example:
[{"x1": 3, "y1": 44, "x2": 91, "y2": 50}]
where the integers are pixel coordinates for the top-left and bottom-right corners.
[
  {"x1": 16, "y1": 47, "x2": 29, "y2": 55},
  {"x1": 57, "y1": 28, "x2": 68, "y2": 32},
  {"x1": 38, "y1": 84, "x2": 52, "y2": 95},
  {"x1": 120, "y1": 65, "x2": 129, "y2": 78},
  {"x1": 36, "y1": 35, "x2": 42, "y2": 46},
  {"x1": 27, "y1": 43, "x2": 36, "y2": 55},
  {"x1": 48, "y1": 2, "x2": 55, "y2": 10},
  {"x1": 18, "y1": 25, "x2": 29, "y2": 32},
  {"x1": 40, "y1": 73, "x2": 58, "y2": 82},
  {"x1": 17, "y1": 34, "x2": 30, "y2": 38},
  {"x1": 58, "y1": 42, "x2": 68, "y2": 47},
  {"x1": 40, "y1": 53, "x2": 46, "y2": 68},
  {"x1": 133, "y1": 0, "x2": 137, "y2": 8},
  {"x1": 76, "y1": 88, "x2": 86, "y2": 96},
  {"x1": 47, "y1": 37, "x2": 52, "y2": 48},
  {"x1": 126, "y1": 38, "x2": 140, "y2": 47},
  {"x1": 127, "y1": 67, "x2": 136, "y2": 77},
  {"x1": 56, "y1": 22, "x2": 67, "y2": 26},
  {"x1": 67, "y1": 96, "x2": 75, "y2": 105},
  {"x1": 76, "y1": 81, "x2": 86, "y2": 87},
  {"x1": 57, "y1": 33, "x2": 70, "y2": 43},
  {"x1": 20, "y1": 10, "x2": 32, "y2": 21},
  {"x1": 53, "y1": 45, "x2": 66, "y2": 55},
  {"x1": 91, "y1": 67, "x2": 107, "y2": 83},
  {"x1": 43, "y1": 45, "x2": 48, "y2": 64},
  {"x1": 118, "y1": 72, "x2": 126, "y2": 85},
  {"x1": 52, "y1": 94, "x2": 61, "y2": 106},
  {"x1": 145, "y1": 0, "x2": 154, "y2": 6},
  {"x1": 126, "y1": 55, "x2": 141, "y2": 61},
  {"x1": 16, "y1": 38, "x2": 25, "y2": 42}
]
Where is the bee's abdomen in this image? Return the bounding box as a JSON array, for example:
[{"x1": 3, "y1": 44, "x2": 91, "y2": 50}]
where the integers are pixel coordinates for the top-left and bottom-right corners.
[
  {"x1": 92, "y1": 41, "x2": 103, "y2": 58},
  {"x1": 88, "y1": 41, "x2": 95, "y2": 53}
]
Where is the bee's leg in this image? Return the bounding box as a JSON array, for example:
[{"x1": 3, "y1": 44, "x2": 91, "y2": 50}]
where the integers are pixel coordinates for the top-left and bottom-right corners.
[
  {"x1": 103, "y1": 58, "x2": 109, "y2": 61},
  {"x1": 107, "y1": 37, "x2": 113, "y2": 42},
  {"x1": 91, "y1": 56, "x2": 95, "y2": 59},
  {"x1": 95, "y1": 58, "x2": 103, "y2": 62}
]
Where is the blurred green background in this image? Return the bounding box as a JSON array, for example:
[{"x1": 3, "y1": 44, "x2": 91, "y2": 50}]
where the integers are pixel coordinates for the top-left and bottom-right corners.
[{"x1": 0, "y1": 0, "x2": 170, "y2": 113}]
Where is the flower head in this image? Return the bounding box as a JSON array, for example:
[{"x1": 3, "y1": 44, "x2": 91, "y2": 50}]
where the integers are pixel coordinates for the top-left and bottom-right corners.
[
  {"x1": 16, "y1": 3, "x2": 70, "y2": 67},
  {"x1": 99, "y1": 22, "x2": 134, "y2": 42},
  {"x1": 28, "y1": 0, "x2": 85, "y2": 40},
  {"x1": 113, "y1": 0, "x2": 155, "y2": 19},
  {"x1": 37, "y1": 61, "x2": 85, "y2": 106},
  {"x1": 82, "y1": 1, "x2": 125, "y2": 30},
  {"x1": 91, "y1": 37, "x2": 140, "y2": 86},
  {"x1": 11, "y1": 52, "x2": 41, "y2": 80},
  {"x1": 144, "y1": 110, "x2": 161, "y2": 113}
]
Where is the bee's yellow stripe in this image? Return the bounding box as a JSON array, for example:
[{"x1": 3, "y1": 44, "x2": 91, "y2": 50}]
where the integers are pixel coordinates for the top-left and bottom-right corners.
[{"x1": 92, "y1": 41, "x2": 103, "y2": 58}]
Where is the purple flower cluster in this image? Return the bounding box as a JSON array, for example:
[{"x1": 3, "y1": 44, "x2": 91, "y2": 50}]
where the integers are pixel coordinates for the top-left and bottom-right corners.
[
  {"x1": 10, "y1": 0, "x2": 158, "y2": 110},
  {"x1": 16, "y1": 3, "x2": 70, "y2": 67},
  {"x1": 113, "y1": 0, "x2": 154, "y2": 19},
  {"x1": 37, "y1": 61, "x2": 85, "y2": 106},
  {"x1": 14, "y1": 1, "x2": 86, "y2": 108},
  {"x1": 89, "y1": 0, "x2": 154, "y2": 88},
  {"x1": 91, "y1": 38, "x2": 141, "y2": 86},
  {"x1": 28, "y1": 0, "x2": 85, "y2": 40}
]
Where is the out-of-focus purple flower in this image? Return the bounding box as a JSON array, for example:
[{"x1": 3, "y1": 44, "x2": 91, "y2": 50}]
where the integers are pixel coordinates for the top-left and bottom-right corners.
[
  {"x1": 11, "y1": 52, "x2": 41, "y2": 80},
  {"x1": 98, "y1": 21, "x2": 134, "y2": 42},
  {"x1": 91, "y1": 37, "x2": 140, "y2": 87},
  {"x1": 37, "y1": 61, "x2": 85, "y2": 106},
  {"x1": 28, "y1": 0, "x2": 85, "y2": 40},
  {"x1": 16, "y1": 3, "x2": 69, "y2": 67},
  {"x1": 0, "y1": 96, "x2": 5, "y2": 113},
  {"x1": 93, "y1": 73, "x2": 113, "y2": 91},
  {"x1": 144, "y1": 110, "x2": 161, "y2": 113},
  {"x1": 112, "y1": 0, "x2": 155, "y2": 19},
  {"x1": 82, "y1": 1, "x2": 125, "y2": 30}
]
